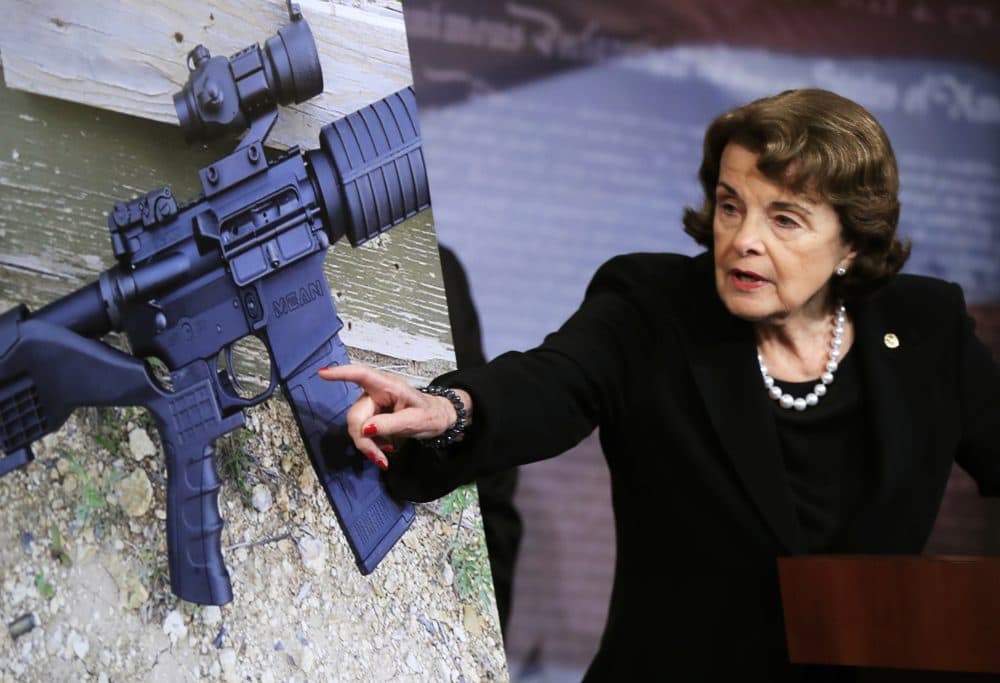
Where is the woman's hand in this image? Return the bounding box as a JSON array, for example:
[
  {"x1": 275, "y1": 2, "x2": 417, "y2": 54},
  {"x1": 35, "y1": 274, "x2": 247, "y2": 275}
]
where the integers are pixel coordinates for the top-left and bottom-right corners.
[{"x1": 317, "y1": 365, "x2": 471, "y2": 471}]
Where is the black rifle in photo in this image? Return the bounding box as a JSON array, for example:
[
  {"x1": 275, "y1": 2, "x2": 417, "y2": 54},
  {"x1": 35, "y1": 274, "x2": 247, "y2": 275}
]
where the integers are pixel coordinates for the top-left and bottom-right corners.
[{"x1": 0, "y1": 2, "x2": 428, "y2": 606}]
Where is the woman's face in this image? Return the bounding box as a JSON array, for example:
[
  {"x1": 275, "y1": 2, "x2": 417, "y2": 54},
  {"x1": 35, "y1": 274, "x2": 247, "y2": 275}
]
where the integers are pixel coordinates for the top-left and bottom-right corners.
[{"x1": 712, "y1": 143, "x2": 855, "y2": 325}]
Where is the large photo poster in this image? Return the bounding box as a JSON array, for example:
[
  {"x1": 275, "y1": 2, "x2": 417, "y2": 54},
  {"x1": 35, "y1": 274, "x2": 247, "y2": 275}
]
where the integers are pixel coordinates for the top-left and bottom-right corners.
[{"x1": 0, "y1": 1, "x2": 507, "y2": 680}]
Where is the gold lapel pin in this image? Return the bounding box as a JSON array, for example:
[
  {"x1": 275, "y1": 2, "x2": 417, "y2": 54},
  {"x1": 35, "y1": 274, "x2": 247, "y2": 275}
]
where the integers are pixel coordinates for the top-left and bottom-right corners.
[{"x1": 883, "y1": 333, "x2": 900, "y2": 349}]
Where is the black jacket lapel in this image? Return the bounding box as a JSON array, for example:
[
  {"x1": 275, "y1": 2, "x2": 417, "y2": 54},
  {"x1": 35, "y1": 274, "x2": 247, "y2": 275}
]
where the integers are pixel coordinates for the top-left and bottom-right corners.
[
  {"x1": 848, "y1": 289, "x2": 925, "y2": 521},
  {"x1": 680, "y1": 257, "x2": 806, "y2": 554}
]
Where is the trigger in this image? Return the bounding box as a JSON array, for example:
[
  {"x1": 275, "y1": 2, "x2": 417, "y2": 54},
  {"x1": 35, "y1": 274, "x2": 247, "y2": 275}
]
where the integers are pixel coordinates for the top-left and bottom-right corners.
[{"x1": 224, "y1": 344, "x2": 247, "y2": 395}]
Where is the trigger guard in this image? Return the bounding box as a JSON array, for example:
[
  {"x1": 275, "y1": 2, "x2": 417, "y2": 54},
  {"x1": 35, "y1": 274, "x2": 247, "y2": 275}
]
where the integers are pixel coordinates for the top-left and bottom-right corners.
[{"x1": 214, "y1": 342, "x2": 278, "y2": 408}]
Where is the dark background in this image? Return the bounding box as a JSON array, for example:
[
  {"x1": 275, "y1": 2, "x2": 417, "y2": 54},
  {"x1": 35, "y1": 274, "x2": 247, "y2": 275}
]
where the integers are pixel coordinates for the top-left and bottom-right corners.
[{"x1": 403, "y1": 1, "x2": 1000, "y2": 677}]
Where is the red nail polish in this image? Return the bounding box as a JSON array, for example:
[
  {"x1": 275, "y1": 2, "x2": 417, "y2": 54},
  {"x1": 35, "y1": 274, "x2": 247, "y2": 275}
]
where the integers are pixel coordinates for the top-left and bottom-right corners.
[
  {"x1": 367, "y1": 450, "x2": 387, "y2": 470},
  {"x1": 382, "y1": 444, "x2": 395, "y2": 454},
  {"x1": 363, "y1": 424, "x2": 378, "y2": 437}
]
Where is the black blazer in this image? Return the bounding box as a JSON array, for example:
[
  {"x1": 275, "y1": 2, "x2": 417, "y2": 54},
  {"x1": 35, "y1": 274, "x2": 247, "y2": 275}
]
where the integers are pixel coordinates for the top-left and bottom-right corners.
[{"x1": 388, "y1": 251, "x2": 1000, "y2": 680}]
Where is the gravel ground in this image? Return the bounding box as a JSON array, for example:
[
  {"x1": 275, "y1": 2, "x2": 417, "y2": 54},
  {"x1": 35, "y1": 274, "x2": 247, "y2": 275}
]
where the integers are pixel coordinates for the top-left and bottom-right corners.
[{"x1": 0, "y1": 355, "x2": 507, "y2": 682}]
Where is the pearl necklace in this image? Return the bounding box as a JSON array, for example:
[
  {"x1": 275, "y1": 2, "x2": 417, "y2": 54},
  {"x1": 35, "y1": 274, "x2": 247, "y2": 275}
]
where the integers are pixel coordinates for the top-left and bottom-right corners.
[{"x1": 757, "y1": 304, "x2": 846, "y2": 411}]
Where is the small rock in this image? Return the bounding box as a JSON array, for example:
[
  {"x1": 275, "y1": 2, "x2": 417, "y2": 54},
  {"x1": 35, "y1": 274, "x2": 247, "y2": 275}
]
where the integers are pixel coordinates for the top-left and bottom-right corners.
[
  {"x1": 297, "y1": 536, "x2": 326, "y2": 573},
  {"x1": 67, "y1": 630, "x2": 89, "y2": 659},
  {"x1": 98, "y1": 673, "x2": 109, "y2": 683},
  {"x1": 9, "y1": 613, "x2": 36, "y2": 644},
  {"x1": 209, "y1": 659, "x2": 221, "y2": 678},
  {"x1": 384, "y1": 571, "x2": 399, "y2": 594},
  {"x1": 251, "y1": 484, "x2": 272, "y2": 512},
  {"x1": 18, "y1": 531, "x2": 32, "y2": 551},
  {"x1": 47, "y1": 625, "x2": 63, "y2": 656},
  {"x1": 163, "y1": 609, "x2": 187, "y2": 643},
  {"x1": 463, "y1": 605, "x2": 483, "y2": 638},
  {"x1": 405, "y1": 652, "x2": 422, "y2": 674},
  {"x1": 202, "y1": 605, "x2": 222, "y2": 625},
  {"x1": 115, "y1": 469, "x2": 153, "y2": 517},
  {"x1": 301, "y1": 647, "x2": 315, "y2": 673},
  {"x1": 154, "y1": 508, "x2": 167, "y2": 521},
  {"x1": 219, "y1": 647, "x2": 236, "y2": 673},
  {"x1": 441, "y1": 561, "x2": 454, "y2": 586},
  {"x1": 274, "y1": 487, "x2": 290, "y2": 512},
  {"x1": 128, "y1": 428, "x2": 157, "y2": 461},
  {"x1": 417, "y1": 614, "x2": 436, "y2": 638},
  {"x1": 297, "y1": 468, "x2": 314, "y2": 494},
  {"x1": 123, "y1": 576, "x2": 148, "y2": 610},
  {"x1": 219, "y1": 648, "x2": 237, "y2": 678}
]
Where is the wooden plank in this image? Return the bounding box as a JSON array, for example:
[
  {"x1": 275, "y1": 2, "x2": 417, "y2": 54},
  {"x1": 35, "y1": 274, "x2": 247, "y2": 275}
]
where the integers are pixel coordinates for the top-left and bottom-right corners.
[
  {"x1": 0, "y1": 0, "x2": 413, "y2": 152},
  {"x1": 0, "y1": 67, "x2": 455, "y2": 369}
]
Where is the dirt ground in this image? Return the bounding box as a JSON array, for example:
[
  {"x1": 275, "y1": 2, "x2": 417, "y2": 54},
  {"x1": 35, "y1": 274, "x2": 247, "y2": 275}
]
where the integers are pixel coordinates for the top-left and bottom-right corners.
[{"x1": 0, "y1": 353, "x2": 508, "y2": 682}]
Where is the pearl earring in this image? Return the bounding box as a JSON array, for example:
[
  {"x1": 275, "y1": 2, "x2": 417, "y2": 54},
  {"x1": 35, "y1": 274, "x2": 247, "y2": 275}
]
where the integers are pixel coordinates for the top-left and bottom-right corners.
[{"x1": 835, "y1": 266, "x2": 847, "y2": 277}]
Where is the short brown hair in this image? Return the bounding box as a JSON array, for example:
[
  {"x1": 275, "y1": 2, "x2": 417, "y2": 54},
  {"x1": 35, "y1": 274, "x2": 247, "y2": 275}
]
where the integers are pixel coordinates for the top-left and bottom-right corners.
[{"x1": 682, "y1": 88, "x2": 909, "y2": 299}]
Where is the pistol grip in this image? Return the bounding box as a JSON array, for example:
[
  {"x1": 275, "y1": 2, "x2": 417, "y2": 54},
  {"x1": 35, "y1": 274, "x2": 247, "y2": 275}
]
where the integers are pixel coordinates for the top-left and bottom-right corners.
[
  {"x1": 282, "y1": 335, "x2": 414, "y2": 573},
  {"x1": 163, "y1": 437, "x2": 232, "y2": 605}
]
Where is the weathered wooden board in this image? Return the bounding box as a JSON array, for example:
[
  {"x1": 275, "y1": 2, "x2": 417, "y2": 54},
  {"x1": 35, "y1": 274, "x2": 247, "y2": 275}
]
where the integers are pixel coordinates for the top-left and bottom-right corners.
[
  {"x1": 0, "y1": 0, "x2": 413, "y2": 152},
  {"x1": 0, "y1": 68, "x2": 454, "y2": 371}
]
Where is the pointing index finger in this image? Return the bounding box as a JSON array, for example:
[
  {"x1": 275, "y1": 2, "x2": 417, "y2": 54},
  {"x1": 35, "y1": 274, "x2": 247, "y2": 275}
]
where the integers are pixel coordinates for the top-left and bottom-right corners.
[
  {"x1": 318, "y1": 364, "x2": 415, "y2": 406},
  {"x1": 317, "y1": 364, "x2": 385, "y2": 390}
]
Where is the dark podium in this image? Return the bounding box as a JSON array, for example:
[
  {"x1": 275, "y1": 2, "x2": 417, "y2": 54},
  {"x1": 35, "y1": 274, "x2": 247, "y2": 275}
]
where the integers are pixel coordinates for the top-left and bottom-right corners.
[{"x1": 778, "y1": 556, "x2": 1000, "y2": 681}]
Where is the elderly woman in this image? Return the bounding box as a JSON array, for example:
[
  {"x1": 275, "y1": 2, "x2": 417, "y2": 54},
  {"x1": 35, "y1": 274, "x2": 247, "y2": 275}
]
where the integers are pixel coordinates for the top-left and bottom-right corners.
[{"x1": 320, "y1": 89, "x2": 999, "y2": 679}]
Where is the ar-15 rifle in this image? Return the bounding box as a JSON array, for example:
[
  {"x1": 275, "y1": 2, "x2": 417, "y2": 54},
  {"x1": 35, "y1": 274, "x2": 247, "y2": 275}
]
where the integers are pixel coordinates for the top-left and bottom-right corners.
[{"x1": 0, "y1": 2, "x2": 427, "y2": 606}]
